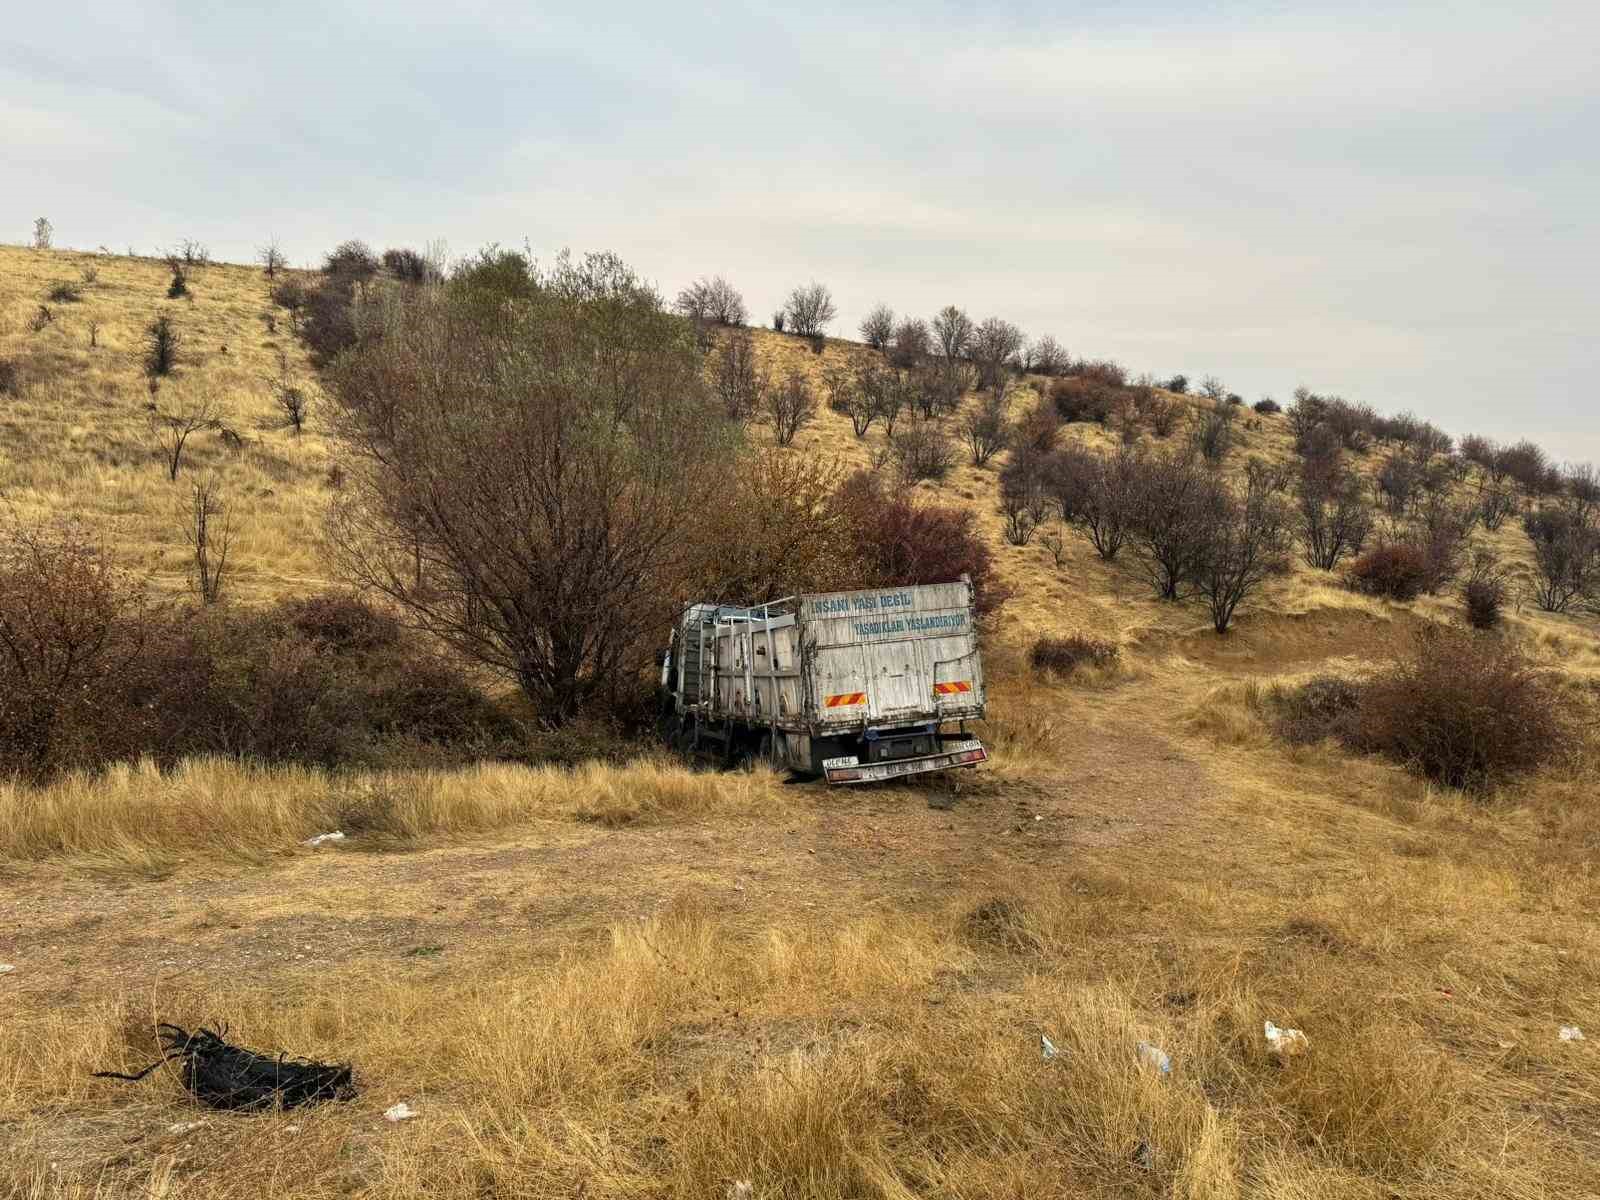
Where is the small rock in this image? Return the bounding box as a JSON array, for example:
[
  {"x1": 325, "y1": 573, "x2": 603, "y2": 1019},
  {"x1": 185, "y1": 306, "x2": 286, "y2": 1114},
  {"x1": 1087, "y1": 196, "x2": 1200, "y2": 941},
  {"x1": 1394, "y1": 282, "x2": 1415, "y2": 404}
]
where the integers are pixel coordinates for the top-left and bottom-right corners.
[
  {"x1": 1041, "y1": 1033, "x2": 1060, "y2": 1061},
  {"x1": 1264, "y1": 1020, "x2": 1309, "y2": 1060},
  {"x1": 0, "y1": 964, "x2": 15, "y2": 976},
  {"x1": 383, "y1": 1102, "x2": 417, "y2": 1122},
  {"x1": 1559, "y1": 1026, "x2": 1585, "y2": 1042},
  {"x1": 1132, "y1": 1140, "x2": 1155, "y2": 1170},
  {"x1": 304, "y1": 831, "x2": 346, "y2": 848},
  {"x1": 727, "y1": 1183, "x2": 754, "y2": 1200},
  {"x1": 283, "y1": 1125, "x2": 301, "y2": 1135},
  {"x1": 167, "y1": 1120, "x2": 206, "y2": 1135}
]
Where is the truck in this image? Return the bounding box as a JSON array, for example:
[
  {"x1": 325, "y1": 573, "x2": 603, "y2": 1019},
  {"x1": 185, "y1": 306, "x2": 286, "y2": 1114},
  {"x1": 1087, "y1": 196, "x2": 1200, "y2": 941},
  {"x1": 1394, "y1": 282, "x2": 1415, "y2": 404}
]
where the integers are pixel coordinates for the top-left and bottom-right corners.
[{"x1": 658, "y1": 578, "x2": 988, "y2": 784}]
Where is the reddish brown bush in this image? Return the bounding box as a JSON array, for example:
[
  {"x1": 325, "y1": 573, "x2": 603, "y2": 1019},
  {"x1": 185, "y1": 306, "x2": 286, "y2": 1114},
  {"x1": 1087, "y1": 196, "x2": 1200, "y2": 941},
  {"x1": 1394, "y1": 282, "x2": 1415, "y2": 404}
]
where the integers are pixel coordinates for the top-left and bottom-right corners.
[
  {"x1": 834, "y1": 472, "x2": 1009, "y2": 617},
  {"x1": 1029, "y1": 634, "x2": 1118, "y2": 676},
  {"x1": 0, "y1": 524, "x2": 153, "y2": 778},
  {"x1": 1347, "y1": 627, "x2": 1571, "y2": 791},
  {"x1": 1274, "y1": 675, "x2": 1362, "y2": 745},
  {"x1": 1346, "y1": 544, "x2": 1430, "y2": 601},
  {"x1": 1050, "y1": 377, "x2": 1119, "y2": 425}
]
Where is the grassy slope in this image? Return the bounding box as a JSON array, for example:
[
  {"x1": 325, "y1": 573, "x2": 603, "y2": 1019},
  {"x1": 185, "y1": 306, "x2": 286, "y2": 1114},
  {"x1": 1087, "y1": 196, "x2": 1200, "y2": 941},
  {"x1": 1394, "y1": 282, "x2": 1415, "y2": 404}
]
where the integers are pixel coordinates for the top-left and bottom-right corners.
[{"x1": 2, "y1": 245, "x2": 1599, "y2": 1199}]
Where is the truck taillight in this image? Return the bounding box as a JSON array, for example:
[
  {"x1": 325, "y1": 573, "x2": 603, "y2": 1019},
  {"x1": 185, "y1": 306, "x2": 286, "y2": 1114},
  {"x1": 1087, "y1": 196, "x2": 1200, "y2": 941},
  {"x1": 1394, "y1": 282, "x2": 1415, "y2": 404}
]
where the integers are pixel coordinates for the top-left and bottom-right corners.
[{"x1": 955, "y1": 748, "x2": 986, "y2": 764}]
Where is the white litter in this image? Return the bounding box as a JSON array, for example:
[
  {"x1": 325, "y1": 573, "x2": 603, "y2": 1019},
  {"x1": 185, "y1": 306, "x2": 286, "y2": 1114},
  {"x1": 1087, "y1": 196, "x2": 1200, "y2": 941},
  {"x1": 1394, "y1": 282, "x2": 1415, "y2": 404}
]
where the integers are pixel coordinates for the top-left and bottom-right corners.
[
  {"x1": 383, "y1": 1102, "x2": 417, "y2": 1122},
  {"x1": 167, "y1": 1121, "x2": 206, "y2": 1135},
  {"x1": 1559, "y1": 1026, "x2": 1585, "y2": 1042},
  {"x1": 0, "y1": 964, "x2": 15, "y2": 975},
  {"x1": 1135, "y1": 1041, "x2": 1171, "y2": 1075},
  {"x1": 1041, "y1": 1034, "x2": 1060, "y2": 1060},
  {"x1": 283, "y1": 1125, "x2": 301, "y2": 1135},
  {"x1": 304, "y1": 831, "x2": 346, "y2": 847},
  {"x1": 1264, "y1": 1020, "x2": 1309, "y2": 1059},
  {"x1": 727, "y1": 1183, "x2": 754, "y2": 1200}
]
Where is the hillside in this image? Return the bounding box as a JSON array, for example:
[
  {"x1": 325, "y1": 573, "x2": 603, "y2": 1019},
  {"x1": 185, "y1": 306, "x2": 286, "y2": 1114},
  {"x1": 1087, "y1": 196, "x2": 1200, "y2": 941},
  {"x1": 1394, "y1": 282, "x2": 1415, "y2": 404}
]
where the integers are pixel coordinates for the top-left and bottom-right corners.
[{"x1": 2, "y1": 244, "x2": 1599, "y2": 1199}]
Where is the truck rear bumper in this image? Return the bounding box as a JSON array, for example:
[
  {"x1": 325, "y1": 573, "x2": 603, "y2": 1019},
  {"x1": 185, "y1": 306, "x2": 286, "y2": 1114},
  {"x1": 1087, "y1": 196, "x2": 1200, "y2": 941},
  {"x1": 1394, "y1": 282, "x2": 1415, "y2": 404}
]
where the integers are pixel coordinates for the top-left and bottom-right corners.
[{"x1": 822, "y1": 739, "x2": 987, "y2": 784}]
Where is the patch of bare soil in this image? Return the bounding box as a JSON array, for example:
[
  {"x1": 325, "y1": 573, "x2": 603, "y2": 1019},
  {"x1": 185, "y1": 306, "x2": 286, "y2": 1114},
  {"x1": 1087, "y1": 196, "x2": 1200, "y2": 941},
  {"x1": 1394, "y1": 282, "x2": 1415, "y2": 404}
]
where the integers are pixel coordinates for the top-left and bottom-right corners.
[{"x1": 0, "y1": 706, "x2": 1215, "y2": 1006}]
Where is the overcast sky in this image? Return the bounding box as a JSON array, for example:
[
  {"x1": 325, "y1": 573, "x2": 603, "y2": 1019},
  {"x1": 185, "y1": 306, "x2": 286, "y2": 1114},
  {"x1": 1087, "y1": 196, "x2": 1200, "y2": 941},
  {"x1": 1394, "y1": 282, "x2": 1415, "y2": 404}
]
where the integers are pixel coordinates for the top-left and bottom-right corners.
[{"x1": 6, "y1": 1, "x2": 1596, "y2": 461}]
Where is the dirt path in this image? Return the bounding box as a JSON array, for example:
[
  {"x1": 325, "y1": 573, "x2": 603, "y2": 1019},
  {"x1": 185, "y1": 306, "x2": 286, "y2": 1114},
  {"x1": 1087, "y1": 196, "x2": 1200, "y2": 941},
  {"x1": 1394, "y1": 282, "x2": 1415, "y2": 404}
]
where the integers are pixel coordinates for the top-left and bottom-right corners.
[{"x1": 0, "y1": 695, "x2": 1217, "y2": 1007}]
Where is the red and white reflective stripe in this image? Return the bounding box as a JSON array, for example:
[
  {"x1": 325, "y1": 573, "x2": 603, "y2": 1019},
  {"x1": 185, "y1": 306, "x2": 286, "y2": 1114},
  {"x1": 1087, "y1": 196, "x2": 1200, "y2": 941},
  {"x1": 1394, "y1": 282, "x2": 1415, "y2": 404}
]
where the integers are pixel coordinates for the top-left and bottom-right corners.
[
  {"x1": 933, "y1": 680, "x2": 973, "y2": 696},
  {"x1": 824, "y1": 692, "x2": 867, "y2": 708}
]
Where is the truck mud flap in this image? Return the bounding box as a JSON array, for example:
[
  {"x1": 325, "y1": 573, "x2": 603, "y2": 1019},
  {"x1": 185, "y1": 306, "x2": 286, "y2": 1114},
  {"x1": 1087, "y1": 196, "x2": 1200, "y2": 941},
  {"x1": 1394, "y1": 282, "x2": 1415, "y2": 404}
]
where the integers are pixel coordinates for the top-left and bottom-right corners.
[{"x1": 822, "y1": 739, "x2": 987, "y2": 785}]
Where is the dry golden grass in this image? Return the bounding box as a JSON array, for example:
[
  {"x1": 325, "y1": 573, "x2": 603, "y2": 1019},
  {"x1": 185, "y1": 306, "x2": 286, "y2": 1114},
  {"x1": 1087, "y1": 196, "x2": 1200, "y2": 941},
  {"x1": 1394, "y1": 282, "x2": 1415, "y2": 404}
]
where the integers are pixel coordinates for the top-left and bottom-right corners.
[
  {"x1": 0, "y1": 245, "x2": 332, "y2": 602},
  {"x1": 4, "y1": 246, "x2": 1600, "y2": 1199},
  {"x1": 0, "y1": 757, "x2": 787, "y2": 871}
]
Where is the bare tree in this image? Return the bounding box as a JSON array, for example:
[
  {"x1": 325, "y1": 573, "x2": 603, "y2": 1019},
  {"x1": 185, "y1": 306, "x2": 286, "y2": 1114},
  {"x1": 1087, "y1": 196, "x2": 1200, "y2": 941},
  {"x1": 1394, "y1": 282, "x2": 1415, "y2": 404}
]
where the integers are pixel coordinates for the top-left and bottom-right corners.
[
  {"x1": 1128, "y1": 450, "x2": 1218, "y2": 600},
  {"x1": 998, "y1": 454, "x2": 1048, "y2": 545},
  {"x1": 783, "y1": 282, "x2": 836, "y2": 338},
  {"x1": 931, "y1": 305, "x2": 973, "y2": 366},
  {"x1": 182, "y1": 475, "x2": 235, "y2": 604},
  {"x1": 970, "y1": 317, "x2": 1025, "y2": 393},
  {"x1": 960, "y1": 387, "x2": 1012, "y2": 466},
  {"x1": 1028, "y1": 335, "x2": 1068, "y2": 377},
  {"x1": 767, "y1": 367, "x2": 816, "y2": 446},
  {"x1": 674, "y1": 275, "x2": 747, "y2": 326},
  {"x1": 1048, "y1": 444, "x2": 1139, "y2": 561},
  {"x1": 859, "y1": 303, "x2": 895, "y2": 351},
  {"x1": 150, "y1": 389, "x2": 222, "y2": 481},
  {"x1": 1298, "y1": 466, "x2": 1373, "y2": 570},
  {"x1": 711, "y1": 327, "x2": 767, "y2": 420},
  {"x1": 1524, "y1": 508, "x2": 1599, "y2": 613},
  {"x1": 326, "y1": 251, "x2": 732, "y2": 724},
  {"x1": 888, "y1": 317, "x2": 930, "y2": 369},
  {"x1": 1191, "y1": 473, "x2": 1292, "y2": 633},
  {"x1": 258, "y1": 239, "x2": 288, "y2": 277},
  {"x1": 31, "y1": 217, "x2": 52, "y2": 250},
  {"x1": 271, "y1": 352, "x2": 308, "y2": 435}
]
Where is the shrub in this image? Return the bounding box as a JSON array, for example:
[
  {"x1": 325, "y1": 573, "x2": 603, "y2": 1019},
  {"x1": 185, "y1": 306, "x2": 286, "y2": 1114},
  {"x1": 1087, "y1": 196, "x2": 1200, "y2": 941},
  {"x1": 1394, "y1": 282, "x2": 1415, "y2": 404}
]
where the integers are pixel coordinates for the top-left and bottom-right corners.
[
  {"x1": 1126, "y1": 450, "x2": 1221, "y2": 600},
  {"x1": 782, "y1": 281, "x2": 836, "y2": 338},
  {"x1": 1495, "y1": 440, "x2": 1551, "y2": 493},
  {"x1": 382, "y1": 247, "x2": 441, "y2": 285},
  {"x1": 0, "y1": 524, "x2": 153, "y2": 778},
  {"x1": 1274, "y1": 675, "x2": 1362, "y2": 745},
  {"x1": 1254, "y1": 397, "x2": 1282, "y2": 415},
  {"x1": 1189, "y1": 400, "x2": 1236, "y2": 464},
  {"x1": 1050, "y1": 377, "x2": 1119, "y2": 425},
  {"x1": 1298, "y1": 467, "x2": 1373, "y2": 571},
  {"x1": 888, "y1": 317, "x2": 930, "y2": 368},
  {"x1": 1029, "y1": 634, "x2": 1118, "y2": 676},
  {"x1": 959, "y1": 390, "x2": 1012, "y2": 466},
  {"x1": 858, "y1": 303, "x2": 894, "y2": 350},
  {"x1": 300, "y1": 275, "x2": 361, "y2": 364},
  {"x1": 324, "y1": 239, "x2": 379, "y2": 279},
  {"x1": 1068, "y1": 359, "x2": 1128, "y2": 387},
  {"x1": 888, "y1": 421, "x2": 955, "y2": 483},
  {"x1": 1460, "y1": 554, "x2": 1509, "y2": 629},
  {"x1": 711, "y1": 327, "x2": 767, "y2": 420},
  {"x1": 166, "y1": 266, "x2": 188, "y2": 299},
  {"x1": 143, "y1": 315, "x2": 180, "y2": 378},
  {"x1": 1048, "y1": 444, "x2": 1138, "y2": 561},
  {"x1": 997, "y1": 453, "x2": 1049, "y2": 545},
  {"x1": 45, "y1": 280, "x2": 82, "y2": 303},
  {"x1": 674, "y1": 275, "x2": 746, "y2": 327},
  {"x1": 270, "y1": 277, "x2": 309, "y2": 318},
  {"x1": 1190, "y1": 472, "x2": 1292, "y2": 633},
  {"x1": 1348, "y1": 627, "x2": 1571, "y2": 791},
  {"x1": 835, "y1": 472, "x2": 1008, "y2": 617},
  {"x1": 1027, "y1": 335, "x2": 1068, "y2": 376},
  {"x1": 1163, "y1": 374, "x2": 1188, "y2": 394},
  {"x1": 1346, "y1": 544, "x2": 1429, "y2": 601},
  {"x1": 1524, "y1": 507, "x2": 1599, "y2": 613},
  {"x1": 766, "y1": 367, "x2": 815, "y2": 446}
]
